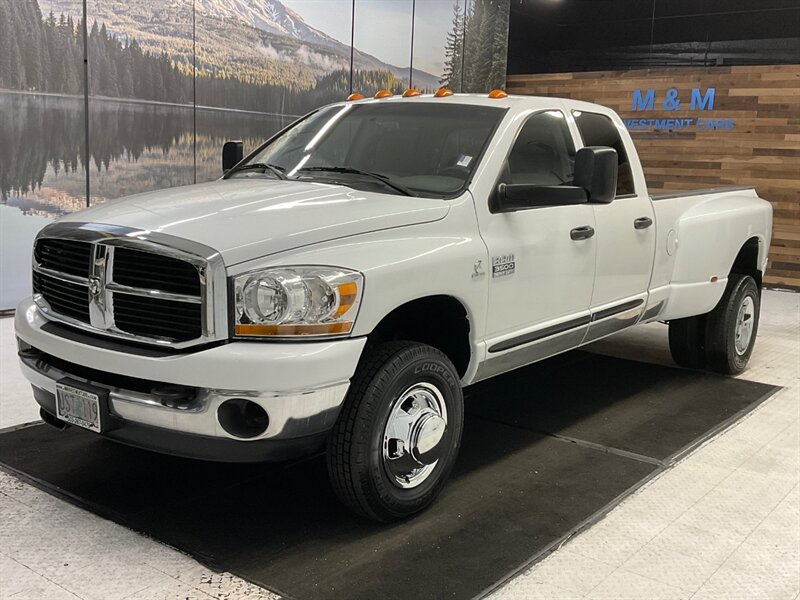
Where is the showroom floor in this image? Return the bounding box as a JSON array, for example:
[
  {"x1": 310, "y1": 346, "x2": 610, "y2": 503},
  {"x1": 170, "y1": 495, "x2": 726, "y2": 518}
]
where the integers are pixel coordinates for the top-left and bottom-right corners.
[{"x1": 0, "y1": 290, "x2": 797, "y2": 600}]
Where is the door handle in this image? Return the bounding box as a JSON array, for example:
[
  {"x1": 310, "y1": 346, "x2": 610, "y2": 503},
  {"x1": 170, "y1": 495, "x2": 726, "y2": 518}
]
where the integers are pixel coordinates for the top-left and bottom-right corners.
[
  {"x1": 634, "y1": 217, "x2": 653, "y2": 230},
  {"x1": 570, "y1": 226, "x2": 595, "y2": 241}
]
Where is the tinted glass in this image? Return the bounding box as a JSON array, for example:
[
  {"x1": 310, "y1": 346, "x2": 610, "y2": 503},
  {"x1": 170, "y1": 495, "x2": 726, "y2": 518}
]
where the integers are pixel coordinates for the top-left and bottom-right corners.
[
  {"x1": 573, "y1": 111, "x2": 636, "y2": 196},
  {"x1": 240, "y1": 103, "x2": 506, "y2": 198},
  {"x1": 504, "y1": 111, "x2": 576, "y2": 187}
]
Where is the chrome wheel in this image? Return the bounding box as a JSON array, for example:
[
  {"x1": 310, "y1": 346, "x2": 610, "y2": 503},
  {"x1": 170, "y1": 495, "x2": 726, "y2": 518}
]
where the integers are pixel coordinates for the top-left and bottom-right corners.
[
  {"x1": 382, "y1": 382, "x2": 448, "y2": 489},
  {"x1": 734, "y1": 295, "x2": 755, "y2": 355}
]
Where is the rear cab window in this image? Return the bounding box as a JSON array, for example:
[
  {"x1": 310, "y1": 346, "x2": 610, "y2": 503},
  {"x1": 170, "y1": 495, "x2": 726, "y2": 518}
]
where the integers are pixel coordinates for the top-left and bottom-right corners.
[{"x1": 572, "y1": 111, "x2": 636, "y2": 197}]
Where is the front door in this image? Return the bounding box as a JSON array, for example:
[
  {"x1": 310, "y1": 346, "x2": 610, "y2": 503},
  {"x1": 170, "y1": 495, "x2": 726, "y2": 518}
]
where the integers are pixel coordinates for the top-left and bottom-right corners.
[{"x1": 476, "y1": 110, "x2": 596, "y2": 380}]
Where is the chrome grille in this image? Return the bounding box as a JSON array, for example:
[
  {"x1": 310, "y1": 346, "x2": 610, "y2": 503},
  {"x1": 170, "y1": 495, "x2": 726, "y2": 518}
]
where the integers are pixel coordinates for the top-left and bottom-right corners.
[
  {"x1": 113, "y1": 294, "x2": 202, "y2": 341},
  {"x1": 113, "y1": 247, "x2": 201, "y2": 297},
  {"x1": 32, "y1": 271, "x2": 91, "y2": 322},
  {"x1": 31, "y1": 223, "x2": 224, "y2": 348},
  {"x1": 34, "y1": 239, "x2": 93, "y2": 277}
]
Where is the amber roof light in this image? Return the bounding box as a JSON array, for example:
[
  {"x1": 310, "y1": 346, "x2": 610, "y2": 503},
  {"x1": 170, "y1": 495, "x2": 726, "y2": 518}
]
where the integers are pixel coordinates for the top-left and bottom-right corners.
[
  {"x1": 488, "y1": 89, "x2": 508, "y2": 99},
  {"x1": 402, "y1": 88, "x2": 421, "y2": 98},
  {"x1": 374, "y1": 89, "x2": 393, "y2": 99},
  {"x1": 346, "y1": 93, "x2": 365, "y2": 101},
  {"x1": 434, "y1": 88, "x2": 454, "y2": 97}
]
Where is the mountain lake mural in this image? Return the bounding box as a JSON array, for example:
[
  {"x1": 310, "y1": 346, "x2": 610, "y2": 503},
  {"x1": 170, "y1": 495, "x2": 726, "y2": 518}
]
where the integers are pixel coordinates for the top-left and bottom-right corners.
[{"x1": 0, "y1": 0, "x2": 510, "y2": 309}]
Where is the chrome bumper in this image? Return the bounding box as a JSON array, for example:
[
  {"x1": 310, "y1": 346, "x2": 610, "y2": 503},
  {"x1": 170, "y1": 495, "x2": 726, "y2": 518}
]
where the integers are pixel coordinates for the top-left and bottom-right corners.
[
  {"x1": 15, "y1": 297, "x2": 366, "y2": 446},
  {"x1": 19, "y1": 348, "x2": 349, "y2": 442}
]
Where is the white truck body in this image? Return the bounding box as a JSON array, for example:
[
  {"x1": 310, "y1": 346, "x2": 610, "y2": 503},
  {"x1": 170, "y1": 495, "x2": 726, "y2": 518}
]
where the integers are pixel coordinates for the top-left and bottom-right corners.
[{"x1": 15, "y1": 93, "x2": 772, "y2": 513}]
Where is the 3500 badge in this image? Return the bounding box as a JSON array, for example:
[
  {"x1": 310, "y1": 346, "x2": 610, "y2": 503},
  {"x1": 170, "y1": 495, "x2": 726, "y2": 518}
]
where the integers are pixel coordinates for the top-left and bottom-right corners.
[{"x1": 492, "y1": 254, "x2": 515, "y2": 278}]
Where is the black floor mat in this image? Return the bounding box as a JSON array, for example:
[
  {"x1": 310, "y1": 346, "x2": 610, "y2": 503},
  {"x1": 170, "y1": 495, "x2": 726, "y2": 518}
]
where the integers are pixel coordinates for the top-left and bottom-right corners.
[
  {"x1": 464, "y1": 352, "x2": 776, "y2": 462},
  {"x1": 0, "y1": 352, "x2": 778, "y2": 600}
]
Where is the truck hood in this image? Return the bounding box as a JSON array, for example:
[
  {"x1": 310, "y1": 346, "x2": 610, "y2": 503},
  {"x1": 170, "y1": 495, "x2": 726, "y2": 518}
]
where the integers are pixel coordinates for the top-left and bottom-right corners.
[{"x1": 59, "y1": 179, "x2": 449, "y2": 265}]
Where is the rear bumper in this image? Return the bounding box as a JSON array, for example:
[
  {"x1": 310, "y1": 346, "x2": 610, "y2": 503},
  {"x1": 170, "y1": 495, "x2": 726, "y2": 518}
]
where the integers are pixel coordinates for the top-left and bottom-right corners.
[{"x1": 15, "y1": 298, "x2": 367, "y2": 462}]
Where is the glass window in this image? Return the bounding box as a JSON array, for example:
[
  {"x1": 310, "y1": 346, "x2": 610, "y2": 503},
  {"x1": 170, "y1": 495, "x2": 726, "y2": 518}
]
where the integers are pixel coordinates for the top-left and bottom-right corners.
[
  {"x1": 573, "y1": 111, "x2": 636, "y2": 196},
  {"x1": 503, "y1": 111, "x2": 576, "y2": 187},
  {"x1": 235, "y1": 103, "x2": 506, "y2": 198}
]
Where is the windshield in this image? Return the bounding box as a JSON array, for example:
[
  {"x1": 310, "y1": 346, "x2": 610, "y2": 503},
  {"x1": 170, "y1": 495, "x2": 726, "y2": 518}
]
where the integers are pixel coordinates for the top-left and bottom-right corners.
[{"x1": 230, "y1": 102, "x2": 506, "y2": 198}]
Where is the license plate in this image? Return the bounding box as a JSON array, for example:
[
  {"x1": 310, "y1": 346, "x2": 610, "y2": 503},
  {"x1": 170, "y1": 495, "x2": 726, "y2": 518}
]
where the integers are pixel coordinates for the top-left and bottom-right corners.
[{"x1": 55, "y1": 382, "x2": 102, "y2": 432}]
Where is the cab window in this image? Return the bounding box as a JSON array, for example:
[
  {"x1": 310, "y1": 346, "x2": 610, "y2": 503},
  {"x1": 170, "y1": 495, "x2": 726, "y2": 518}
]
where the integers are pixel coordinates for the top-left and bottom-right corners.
[{"x1": 502, "y1": 110, "x2": 576, "y2": 187}]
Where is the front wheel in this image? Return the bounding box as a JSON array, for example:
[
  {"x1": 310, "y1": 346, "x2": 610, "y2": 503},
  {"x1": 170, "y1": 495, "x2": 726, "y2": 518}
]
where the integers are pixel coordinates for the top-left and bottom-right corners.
[
  {"x1": 327, "y1": 341, "x2": 464, "y2": 522},
  {"x1": 705, "y1": 274, "x2": 761, "y2": 375}
]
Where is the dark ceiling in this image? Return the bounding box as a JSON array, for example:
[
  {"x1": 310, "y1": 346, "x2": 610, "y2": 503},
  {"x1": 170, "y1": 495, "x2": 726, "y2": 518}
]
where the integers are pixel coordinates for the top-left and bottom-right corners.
[{"x1": 507, "y1": 0, "x2": 800, "y2": 73}]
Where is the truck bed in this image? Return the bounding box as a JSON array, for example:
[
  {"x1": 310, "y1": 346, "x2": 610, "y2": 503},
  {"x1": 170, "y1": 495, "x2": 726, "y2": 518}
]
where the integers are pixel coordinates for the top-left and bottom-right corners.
[{"x1": 650, "y1": 186, "x2": 755, "y2": 201}]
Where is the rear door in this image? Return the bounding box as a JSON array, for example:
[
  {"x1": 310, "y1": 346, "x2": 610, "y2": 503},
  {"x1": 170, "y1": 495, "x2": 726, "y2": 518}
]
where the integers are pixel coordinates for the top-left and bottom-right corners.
[{"x1": 570, "y1": 109, "x2": 656, "y2": 342}]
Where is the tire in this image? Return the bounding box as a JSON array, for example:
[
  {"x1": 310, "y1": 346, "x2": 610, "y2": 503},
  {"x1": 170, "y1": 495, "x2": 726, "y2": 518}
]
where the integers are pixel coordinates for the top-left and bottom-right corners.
[
  {"x1": 327, "y1": 341, "x2": 464, "y2": 522},
  {"x1": 705, "y1": 274, "x2": 760, "y2": 375},
  {"x1": 668, "y1": 315, "x2": 707, "y2": 369}
]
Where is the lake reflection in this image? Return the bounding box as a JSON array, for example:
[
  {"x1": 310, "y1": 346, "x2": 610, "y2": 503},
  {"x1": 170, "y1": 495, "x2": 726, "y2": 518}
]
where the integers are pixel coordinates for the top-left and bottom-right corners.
[{"x1": 0, "y1": 91, "x2": 290, "y2": 309}]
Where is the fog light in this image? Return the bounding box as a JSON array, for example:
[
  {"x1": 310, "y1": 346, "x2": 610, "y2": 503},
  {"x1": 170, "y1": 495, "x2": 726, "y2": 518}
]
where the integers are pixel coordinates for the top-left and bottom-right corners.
[{"x1": 217, "y1": 399, "x2": 269, "y2": 439}]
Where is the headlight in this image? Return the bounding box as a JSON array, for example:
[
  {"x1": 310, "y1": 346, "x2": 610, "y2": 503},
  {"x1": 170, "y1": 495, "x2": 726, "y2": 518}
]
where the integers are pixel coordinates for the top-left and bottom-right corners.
[{"x1": 232, "y1": 267, "x2": 363, "y2": 338}]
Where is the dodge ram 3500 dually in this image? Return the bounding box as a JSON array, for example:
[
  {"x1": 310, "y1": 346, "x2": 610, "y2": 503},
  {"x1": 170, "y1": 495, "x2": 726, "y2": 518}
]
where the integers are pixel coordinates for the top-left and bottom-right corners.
[{"x1": 16, "y1": 90, "x2": 772, "y2": 521}]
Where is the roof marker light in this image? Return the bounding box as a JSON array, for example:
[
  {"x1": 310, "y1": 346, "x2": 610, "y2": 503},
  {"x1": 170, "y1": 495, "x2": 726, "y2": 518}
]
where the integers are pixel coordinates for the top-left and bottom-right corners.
[
  {"x1": 374, "y1": 89, "x2": 393, "y2": 99},
  {"x1": 488, "y1": 89, "x2": 508, "y2": 99},
  {"x1": 402, "y1": 88, "x2": 421, "y2": 97},
  {"x1": 347, "y1": 93, "x2": 365, "y2": 101},
  {"x1": 434, "y1": 88, "x2": 454, "y2": 97}
]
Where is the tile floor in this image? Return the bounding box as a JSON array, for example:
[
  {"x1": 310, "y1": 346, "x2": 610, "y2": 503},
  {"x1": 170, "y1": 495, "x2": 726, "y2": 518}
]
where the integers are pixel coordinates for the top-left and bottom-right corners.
[{"x1": 0, "y1": 290, "x2": 798, "y2": 600}]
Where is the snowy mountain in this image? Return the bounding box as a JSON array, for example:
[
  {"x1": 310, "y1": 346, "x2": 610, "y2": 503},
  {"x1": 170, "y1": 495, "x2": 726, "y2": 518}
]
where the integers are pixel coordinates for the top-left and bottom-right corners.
[
  {"x1": 195, "y1": 0, "x2": 339, "y2": 47},
  {"x1": 37, "y1": 0, "x2": 440, "y2": 90}
]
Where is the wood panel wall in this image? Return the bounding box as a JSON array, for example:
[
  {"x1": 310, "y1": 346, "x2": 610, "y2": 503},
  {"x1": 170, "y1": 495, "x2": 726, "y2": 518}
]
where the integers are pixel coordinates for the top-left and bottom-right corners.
[{"x1": 507, "y1": 65, "x2": 800, "y2": 289}]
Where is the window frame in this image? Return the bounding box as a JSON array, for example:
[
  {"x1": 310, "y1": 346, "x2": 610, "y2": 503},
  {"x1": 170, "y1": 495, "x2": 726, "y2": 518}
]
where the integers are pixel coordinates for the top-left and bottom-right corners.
[{"x1": 490, "y1": 108, "x2": 580, "y2": 213}]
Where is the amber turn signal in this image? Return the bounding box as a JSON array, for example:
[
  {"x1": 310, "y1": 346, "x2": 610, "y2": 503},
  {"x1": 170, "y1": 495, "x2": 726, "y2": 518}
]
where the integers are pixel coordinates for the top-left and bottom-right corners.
[
  {"x1": 347, "y1": 93, "x2": 365, "y2": 101},
  {"x1": 434, "y1": 88, "x2": 454, "y2": 97},
  {"x1": 334, "y1": 281, "x2": 359, "y2": 318},
  {"x1": 374, "y1": 89, "x2": 393, "y2": 99},
  {"x1": 488, "y1": 89, "x2": 508, "y2": 99},
  {"x1": 234, "y1": 322, "x2": 353, "y2": 337},
  {"x1": 402, "y1": 88, "x2": 421, "y2": 97}
]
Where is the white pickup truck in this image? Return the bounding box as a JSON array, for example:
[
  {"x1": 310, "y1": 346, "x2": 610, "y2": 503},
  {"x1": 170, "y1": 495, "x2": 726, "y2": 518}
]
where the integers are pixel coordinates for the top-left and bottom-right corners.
[{"x1": 16, "y1": 91, "x2": 772, "y2": 521}]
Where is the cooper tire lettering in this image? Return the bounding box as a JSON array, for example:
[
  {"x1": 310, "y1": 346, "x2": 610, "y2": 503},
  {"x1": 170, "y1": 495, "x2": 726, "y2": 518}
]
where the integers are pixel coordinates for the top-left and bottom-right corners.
[{"x1": 414, "y1": 362, "x2": 457, "y2": 386}]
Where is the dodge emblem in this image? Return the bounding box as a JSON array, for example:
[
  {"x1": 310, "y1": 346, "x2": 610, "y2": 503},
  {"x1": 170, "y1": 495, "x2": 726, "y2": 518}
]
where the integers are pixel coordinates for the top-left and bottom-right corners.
[{"x1": 88, "y1": 277, "x2": 102, "y2": 297}]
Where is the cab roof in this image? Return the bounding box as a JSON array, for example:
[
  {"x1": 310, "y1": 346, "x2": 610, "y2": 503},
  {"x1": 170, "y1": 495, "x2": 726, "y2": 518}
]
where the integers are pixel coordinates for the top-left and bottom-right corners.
[{"x1": 338, "y1": 92, "x2": 613, "y2": 117}]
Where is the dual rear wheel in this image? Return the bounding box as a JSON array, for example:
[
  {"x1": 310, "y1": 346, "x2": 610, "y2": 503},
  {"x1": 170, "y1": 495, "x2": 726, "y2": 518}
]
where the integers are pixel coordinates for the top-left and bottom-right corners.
[{"x1": 668, "y1": 274, "x2": 760, "y2": 375}]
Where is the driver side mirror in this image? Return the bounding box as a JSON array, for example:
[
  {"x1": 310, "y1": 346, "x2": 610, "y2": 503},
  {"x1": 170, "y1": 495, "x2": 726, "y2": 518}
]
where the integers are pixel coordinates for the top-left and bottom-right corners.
[
  {"x1": 222, "y1": 140, "x2": 243, "y2": 173},
  {"x1": 574, "y1": 146, "x2": 618, "y2": 203},
  {"x1": 496, "y1": 184, "x2": 587, "y2": 212},
  {"x1": 494, "y1": 146, "x2": 619, "y2": 212}
]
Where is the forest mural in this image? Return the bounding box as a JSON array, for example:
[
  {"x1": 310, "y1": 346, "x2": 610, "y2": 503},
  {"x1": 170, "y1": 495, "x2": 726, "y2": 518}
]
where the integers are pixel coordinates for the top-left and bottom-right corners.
[
  {"x1": 441, "y1": 0, "x2": 510, "y2": 92},
  {"x1": 0, "y1": 0, "x2": 510, "y2": 309}
]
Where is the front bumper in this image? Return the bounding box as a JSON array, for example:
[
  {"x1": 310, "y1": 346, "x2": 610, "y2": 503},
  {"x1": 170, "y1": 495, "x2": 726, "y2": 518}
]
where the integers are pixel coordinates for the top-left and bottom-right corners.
[{"x1": 15, "y1": 299, "x2": 367, "y2": 462}]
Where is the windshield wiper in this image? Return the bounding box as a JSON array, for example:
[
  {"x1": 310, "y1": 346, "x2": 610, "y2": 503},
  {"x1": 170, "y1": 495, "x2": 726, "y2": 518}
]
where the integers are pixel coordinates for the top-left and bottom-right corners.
[
  {"x1": 226, "y1": 162, "x2": 287, "y2": 180},
  {"x1": 297, "y1": 167, "x2": 416, "y2": 197}
]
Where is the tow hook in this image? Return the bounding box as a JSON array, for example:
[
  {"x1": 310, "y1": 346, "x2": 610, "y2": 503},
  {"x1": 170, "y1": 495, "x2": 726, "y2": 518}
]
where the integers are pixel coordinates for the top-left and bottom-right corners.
[
  {"x1": 40, "y1": 408, "x2": 68, "y2": 430},
  {"x1": 151, "y1": 385, "x2": 196, "y2": 409}
]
